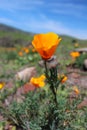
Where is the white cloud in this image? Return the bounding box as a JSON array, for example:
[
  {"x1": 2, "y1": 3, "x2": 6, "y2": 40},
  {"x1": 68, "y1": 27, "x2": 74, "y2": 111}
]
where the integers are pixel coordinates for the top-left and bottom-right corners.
[
  {"x1": 0, "y1": 17, "x2": 23, "y2": 29},
  {"x1": 0, "y1": 17, "x2": 14, "y2": 24},
  {"x1": 48, "y1": 2, "x2": 87, "y2": 19},
  {"x1": 49, "y1": 2, "x2": 86, "y2": 10},
  {"x1": 23, "y1": 16, "x2": 87, "y2": 39},
  {"x1": 51, "y1": 9, "x2": 85, "y2": 19},
  {"x1": 0, "y1": 0, "x2": 44, "y2": 12}
]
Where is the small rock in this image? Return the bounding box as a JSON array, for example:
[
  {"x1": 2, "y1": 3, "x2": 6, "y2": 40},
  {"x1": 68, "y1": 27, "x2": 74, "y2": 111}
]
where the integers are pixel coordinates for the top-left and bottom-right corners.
[{"x1": 15, "y1": 67, "x2": 36, "y2": 82}]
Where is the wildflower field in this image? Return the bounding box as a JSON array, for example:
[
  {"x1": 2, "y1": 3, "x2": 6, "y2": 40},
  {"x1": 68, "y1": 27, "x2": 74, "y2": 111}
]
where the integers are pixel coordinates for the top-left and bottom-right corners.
[{"x1": 0, "y1": 32, "x2": 87, "y2": 130}]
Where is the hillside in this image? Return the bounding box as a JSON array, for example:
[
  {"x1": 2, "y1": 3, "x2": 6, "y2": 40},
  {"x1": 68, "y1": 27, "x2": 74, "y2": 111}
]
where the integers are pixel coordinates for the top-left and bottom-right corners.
[
  {"x1": 0, "y1": 23, "x2": 87, "y2": 47},
  {"x1": 0, "y1": 24, "x2": 33, "y2": 47},
  {"x1": 0, "y1": 23, "x2": 22, "y2": 32}
]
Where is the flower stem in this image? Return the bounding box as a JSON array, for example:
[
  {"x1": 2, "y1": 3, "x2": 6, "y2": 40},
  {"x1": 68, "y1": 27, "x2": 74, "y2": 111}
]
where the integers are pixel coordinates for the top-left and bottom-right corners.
[
  {"x1": 44, "y1": 60, "x2": 49, "y2": 79},
  {"x1": 44, "y1": 60, "x2": 58, "y2": 104}
]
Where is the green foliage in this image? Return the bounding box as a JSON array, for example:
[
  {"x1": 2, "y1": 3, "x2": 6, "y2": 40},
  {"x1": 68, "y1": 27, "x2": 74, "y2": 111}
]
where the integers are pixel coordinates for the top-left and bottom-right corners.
[
  {"x1": 0, "y1": 121, "x2": 5, "y2": 130},
  {"x1": 1, "y1": 88, "x2": 87, "y2": 130},
  {"x1": 74, "y1": 53, "x2": 87, "y2": 69},
  {"x1": 16, "y1": 52, "x2": 40, "y2": 66},
  {"x1": 0, "y1": 31, "x2": 33, "y2": 42},
  {"x1": 0, "y1": 32, "x2": 87, "y2": 130},
  {"x1": 5, "y1": 51, "x2": 17, "y2": 61}
]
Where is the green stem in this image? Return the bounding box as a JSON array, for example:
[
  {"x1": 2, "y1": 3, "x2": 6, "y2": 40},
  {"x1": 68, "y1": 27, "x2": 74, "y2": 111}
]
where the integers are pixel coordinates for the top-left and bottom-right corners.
[
  {"x1": 44, "y1": 60, "x2": 48, "y2": 75},
  {"x1": 50, "y1": 85, "x2": 57, "y2": 104},
  {"x1": 44, "y1": 60, "x2": 58, "y2": 104}
]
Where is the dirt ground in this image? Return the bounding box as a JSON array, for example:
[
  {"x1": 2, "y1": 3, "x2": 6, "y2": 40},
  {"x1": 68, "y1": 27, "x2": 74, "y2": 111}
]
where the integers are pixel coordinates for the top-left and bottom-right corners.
[{"x1": 67, "y1": 67, "x2": 87, "y2": 89}]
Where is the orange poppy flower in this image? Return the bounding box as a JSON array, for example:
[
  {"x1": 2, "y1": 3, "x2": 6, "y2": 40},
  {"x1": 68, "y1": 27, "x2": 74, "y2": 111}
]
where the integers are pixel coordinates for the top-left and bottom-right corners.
[
  {"x1": 32, "y1": 32, "x2": 61, "y2": 60},
  {"x1": 70, "y1": 51, "x2": 80, "y2": 58},
  {"x1": 0, "y1": 82, "x2": 5, "y2": 90},
  {"x1": 61, "y1": 76, "x2": 68, "y2": 83},
  {"x1": 73, "y1": 86, "x2": 80, "y2": 95},
  {"x1": 18, "y1": 51, "x2": 23, "y2": 56},
  {"x1": 30, "y1": 74, "x2": 46, "y2": 88},
  {"x1": 58, "y1": 74, "x2": 68, "y2": 83},
  {"x1": 24, "y1": 48, "x2": 29, "y2": 54}
]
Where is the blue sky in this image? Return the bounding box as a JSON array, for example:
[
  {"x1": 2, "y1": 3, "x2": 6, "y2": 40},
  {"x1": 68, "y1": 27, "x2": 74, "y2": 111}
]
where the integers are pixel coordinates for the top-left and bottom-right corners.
[{"x1": 0, "y1": 0, "x2": 87, "y2": 39}]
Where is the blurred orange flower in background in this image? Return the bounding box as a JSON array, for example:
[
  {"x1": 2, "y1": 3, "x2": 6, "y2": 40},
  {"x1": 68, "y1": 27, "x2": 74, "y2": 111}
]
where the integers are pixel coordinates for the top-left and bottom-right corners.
[
  {"x1": 70, "y1": 51, "x2": 80, "y2": 58},
  {"x1": 73, "y1": 86, "x2": 80, "y2": 95},
  {"x1": 30, "y1": 74, "x2": 46, "y2": 88},
  {"x1": 32, "y1": 32, "x2": 61, "y2": 60},
  {"x1": 58, "y1": 74, "x2": 68, "y2": 83},
  {"x1": 18, "y1": 51, "x2": 23, "y2": 56},
  {"x1": 24, "y1": 48, "x2": 29, "y2": 54},
  {"x1": 61, "y1": 76, "x2": 68, "y2": 83},
  {"x1": 0, "y1": 82, "x2": 5, "y2": 90}
]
